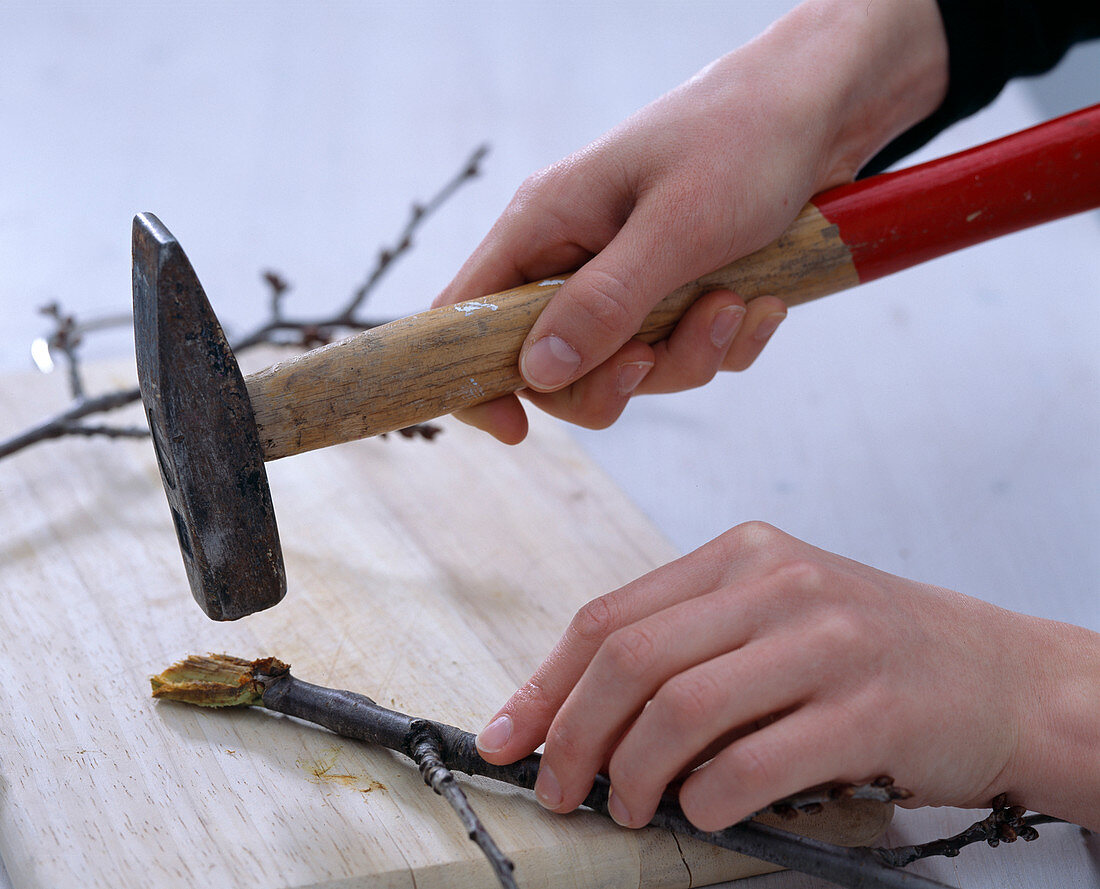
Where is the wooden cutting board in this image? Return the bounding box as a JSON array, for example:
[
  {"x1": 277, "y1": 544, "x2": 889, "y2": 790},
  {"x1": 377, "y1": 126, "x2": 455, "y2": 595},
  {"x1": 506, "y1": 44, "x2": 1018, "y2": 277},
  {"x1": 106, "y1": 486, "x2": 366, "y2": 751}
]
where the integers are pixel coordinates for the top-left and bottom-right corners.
[{"x1": 0, "y1": 354, "x2": 889, "y2": 889}]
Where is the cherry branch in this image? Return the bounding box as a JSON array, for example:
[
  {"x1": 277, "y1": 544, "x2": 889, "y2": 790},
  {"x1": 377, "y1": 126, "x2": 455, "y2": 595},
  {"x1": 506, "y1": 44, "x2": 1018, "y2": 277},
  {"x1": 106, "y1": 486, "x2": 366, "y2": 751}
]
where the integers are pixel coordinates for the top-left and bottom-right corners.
[
  {"x1": 152, "y1": 655, "x2": 959, "y2": 889},
  {"x1": 873, "y1": 798, "x2": 1066, "y2": 867},
  {"x1": 0, "y1": 145, "x2": 490, "y2": 460},
  {"x1": 0, "y1": 386, "x2": 144, "y2": 459},
  {"x1": 407, "y1": 719, "x2": 518, "y2": 889}
]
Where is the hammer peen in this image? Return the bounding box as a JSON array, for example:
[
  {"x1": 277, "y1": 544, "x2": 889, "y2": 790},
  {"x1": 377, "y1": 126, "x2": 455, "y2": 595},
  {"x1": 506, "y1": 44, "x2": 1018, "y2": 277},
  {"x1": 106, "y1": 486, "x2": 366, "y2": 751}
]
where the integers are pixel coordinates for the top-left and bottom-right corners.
[{"x1": 134, "y1": 104, "x2": 1100, "y2": 621}]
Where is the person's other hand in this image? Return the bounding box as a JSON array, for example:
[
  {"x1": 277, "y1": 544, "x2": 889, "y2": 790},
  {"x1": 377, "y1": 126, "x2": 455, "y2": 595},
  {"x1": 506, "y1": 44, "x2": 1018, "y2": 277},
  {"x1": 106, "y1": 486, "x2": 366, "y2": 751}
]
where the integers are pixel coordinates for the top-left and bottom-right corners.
[{"x1": 475, "y1": 522, "x2": 1100, "y2": 831}]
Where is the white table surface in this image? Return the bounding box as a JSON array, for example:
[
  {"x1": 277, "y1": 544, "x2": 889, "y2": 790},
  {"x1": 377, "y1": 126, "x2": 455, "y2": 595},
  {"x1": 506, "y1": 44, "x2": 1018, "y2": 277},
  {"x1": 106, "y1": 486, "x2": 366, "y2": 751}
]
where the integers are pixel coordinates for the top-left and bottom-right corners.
[{"x1": 1, "y1": 2, "x2": 1097, "y2": 887}]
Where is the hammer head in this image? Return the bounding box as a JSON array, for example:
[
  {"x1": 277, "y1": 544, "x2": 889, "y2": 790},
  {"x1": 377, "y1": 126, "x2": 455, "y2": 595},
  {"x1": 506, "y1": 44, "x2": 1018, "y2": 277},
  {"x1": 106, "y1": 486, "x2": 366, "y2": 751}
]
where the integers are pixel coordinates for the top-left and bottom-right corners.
[{"x1": 132, "y1": 213, "x2": 285, "y2": 620}]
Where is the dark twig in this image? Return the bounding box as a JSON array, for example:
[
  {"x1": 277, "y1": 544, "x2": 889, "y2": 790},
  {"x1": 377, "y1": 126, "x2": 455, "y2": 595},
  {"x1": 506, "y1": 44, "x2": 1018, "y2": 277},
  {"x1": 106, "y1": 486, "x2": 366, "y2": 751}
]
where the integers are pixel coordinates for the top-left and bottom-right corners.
[
  {"x1": 579, "y1": 780, "x2": 947, "y2": 889},
  {"x1": 650, "y1": 815, "x2": 952, "y2": 889},
  {"x1": 872, "y1": 796, "x2": 1065, "y2": 867},
  {"x1": 151, "y1": 655, "x2": 954, "y2": 889},
  {"x1": 37, "y1": 302, "x2": 87, "y2": 399},
  {"x1": 228, "y1": 143, "x2": 489, "y2": 352},
  {"x1": 0, "y1": 386, "x2": 142, "y2": 460},
  {"x1": 1, "y1": 145, "x2": 489, "y2": 460},
  {"x1": 408, "y1": 719, "x2": 518, "y2": 889},
  {"x1": 337, "y1": 143, "x2": 490, "y2": 323},
  {"x1": 52, "y1": 423, "x2": 149, "y2": 441},
  {"x1": 263, "y1": 271, "x2": 291, "y2": 323}
]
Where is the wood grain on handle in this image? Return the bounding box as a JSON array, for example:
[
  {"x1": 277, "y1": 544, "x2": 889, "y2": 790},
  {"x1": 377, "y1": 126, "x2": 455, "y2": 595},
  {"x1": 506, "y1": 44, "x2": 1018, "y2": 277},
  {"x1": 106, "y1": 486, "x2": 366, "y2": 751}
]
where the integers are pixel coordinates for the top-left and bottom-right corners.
[
  {"x1": 246, "y1": 202, "x2": 856, "y2": 459},
  {"x1": 248, "y1": 103, "x2": 1099, "y2": 461}
]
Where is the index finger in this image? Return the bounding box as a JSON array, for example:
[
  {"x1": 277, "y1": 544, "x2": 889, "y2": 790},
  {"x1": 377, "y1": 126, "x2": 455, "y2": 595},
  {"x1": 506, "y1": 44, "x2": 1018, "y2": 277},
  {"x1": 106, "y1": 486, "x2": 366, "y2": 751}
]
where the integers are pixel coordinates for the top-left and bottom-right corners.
[
  {"x1": 475, "y1": 544, "x2": 732, "y2": 764},
  {"x1": 433, "y1": 154, "x2": 629, "y2": 310}
]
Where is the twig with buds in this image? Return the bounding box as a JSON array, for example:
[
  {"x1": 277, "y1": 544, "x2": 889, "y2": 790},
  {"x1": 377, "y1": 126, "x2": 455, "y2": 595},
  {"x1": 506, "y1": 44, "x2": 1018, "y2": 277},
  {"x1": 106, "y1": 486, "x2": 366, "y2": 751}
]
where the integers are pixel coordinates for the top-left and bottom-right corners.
[{"x1": 1, "y1": 145, "x2": 490, "y2": 460}]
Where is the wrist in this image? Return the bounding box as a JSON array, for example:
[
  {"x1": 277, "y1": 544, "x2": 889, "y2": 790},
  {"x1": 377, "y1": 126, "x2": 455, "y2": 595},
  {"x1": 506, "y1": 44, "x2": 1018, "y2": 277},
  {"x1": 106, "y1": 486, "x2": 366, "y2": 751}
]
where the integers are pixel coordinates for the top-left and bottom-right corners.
[
  {"x1": 759, "y1": 0, "x2": 949, "y2": 187},
  {"x1": 1004, "y1": 617, "x2": 1100, "y2": 829}
]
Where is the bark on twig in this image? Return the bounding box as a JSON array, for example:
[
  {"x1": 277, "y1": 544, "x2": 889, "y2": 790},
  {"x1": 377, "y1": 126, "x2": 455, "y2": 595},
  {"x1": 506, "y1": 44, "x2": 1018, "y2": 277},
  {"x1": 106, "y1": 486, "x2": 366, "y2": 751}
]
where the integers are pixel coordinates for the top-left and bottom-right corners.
[
  {"x1": 408, "y1": 719, "x2": 518, "y2": 889},
  {"x1": 151, "y1": 655, "x2": 958, "y2": 889},
  {"x1": 1, "y1": 145, "x2": 489, "y2": 460},
  {"x1": 0, "y1": 387, "x2": 143, "y2": 459},
  {"x1": 872, "y1": 797, "x2": 1065, "y2": 867}
]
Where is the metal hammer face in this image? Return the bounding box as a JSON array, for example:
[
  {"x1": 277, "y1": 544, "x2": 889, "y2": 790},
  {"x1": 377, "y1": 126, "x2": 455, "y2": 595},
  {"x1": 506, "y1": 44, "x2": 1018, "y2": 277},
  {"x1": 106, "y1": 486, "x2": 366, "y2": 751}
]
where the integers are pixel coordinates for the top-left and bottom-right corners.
[{"x1": 133, "y1": 213, "x2": 285, "y2": 620}]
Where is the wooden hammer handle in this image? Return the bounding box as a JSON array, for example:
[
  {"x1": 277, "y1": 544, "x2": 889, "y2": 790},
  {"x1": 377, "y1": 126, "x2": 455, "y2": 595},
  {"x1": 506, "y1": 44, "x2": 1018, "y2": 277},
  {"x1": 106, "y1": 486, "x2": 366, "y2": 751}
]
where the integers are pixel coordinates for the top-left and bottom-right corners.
[
  {"x1": 247, "y1": 103, "x2": 1100, "y2": 460},
  {"x1": 246, "y1": 202, "x2": 855, "y2": 460}
]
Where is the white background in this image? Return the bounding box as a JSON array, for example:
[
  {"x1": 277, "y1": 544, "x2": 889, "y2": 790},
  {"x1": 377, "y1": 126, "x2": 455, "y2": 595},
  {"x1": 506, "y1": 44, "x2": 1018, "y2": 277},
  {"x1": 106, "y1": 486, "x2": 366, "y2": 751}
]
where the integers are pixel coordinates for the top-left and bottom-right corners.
[{"x1": 1, "y1": 2, "x2": 1097, "y2": 887}]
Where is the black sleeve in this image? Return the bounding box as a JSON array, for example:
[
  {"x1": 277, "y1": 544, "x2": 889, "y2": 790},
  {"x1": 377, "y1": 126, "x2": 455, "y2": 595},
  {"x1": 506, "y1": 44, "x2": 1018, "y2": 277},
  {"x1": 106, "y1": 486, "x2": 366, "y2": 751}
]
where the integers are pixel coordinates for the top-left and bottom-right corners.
[{"x1": 860, "y1": 0, "x2": 1100, "y2": 176}]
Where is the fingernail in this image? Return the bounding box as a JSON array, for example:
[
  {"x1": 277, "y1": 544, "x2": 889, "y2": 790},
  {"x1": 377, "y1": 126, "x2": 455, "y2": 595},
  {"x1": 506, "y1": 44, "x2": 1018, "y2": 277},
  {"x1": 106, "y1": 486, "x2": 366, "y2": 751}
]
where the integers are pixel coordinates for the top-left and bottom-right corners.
[
  {"x1": 753, "y1": 311, "x2": 786, "y2": 343},
  {"x1": 476, "y1": 714, "x2": 512, "y2": 754},
  {"x1": 521, "y1": 335, "x2": 581, "y2": 391},
  {"x1": 616, "y1": 360, "x2": 653, "y2": 396},
  {"x1": 608, "y1": 788, "x2": 633, "y2": 827},
  {"x1": 710, "y1": 305, "x2": 746, "y2": 348},
  {"x1": 534, "y1": 764, "x2": 563, "y2": 809}
]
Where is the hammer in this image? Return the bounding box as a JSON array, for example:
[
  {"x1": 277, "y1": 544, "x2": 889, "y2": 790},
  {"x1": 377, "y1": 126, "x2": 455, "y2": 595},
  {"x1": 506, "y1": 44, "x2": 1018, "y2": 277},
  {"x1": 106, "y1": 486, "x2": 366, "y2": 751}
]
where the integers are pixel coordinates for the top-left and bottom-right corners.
[{"x1": 134, "y1": 104, "x2": 1099, "y2": 621}]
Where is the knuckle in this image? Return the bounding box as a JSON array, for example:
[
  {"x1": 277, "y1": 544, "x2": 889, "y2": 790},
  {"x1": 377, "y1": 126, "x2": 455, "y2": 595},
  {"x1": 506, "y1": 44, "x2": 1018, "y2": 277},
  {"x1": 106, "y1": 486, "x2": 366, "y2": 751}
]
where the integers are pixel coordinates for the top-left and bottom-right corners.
[
  {"x1": 721, "y1": 353, "x2": 750, "y2": 373},
  {"x1": 724, "y1": 520, "x2": 784, "y2": 554},
  {"x1": 813, "y1": 610, "x2": 866, "y2": 652},
  {"x1": 568, "y1": 393, "x2": 629, "y2": 431},
  {"x1": 574, "y1": 268, "x2": 638, "y2": 341},
  {"x1": 681, "y1": 360, "x2": 720, "y2": 390},
  {"x1": 579, "y1": 412, "x2": 621, "y2": 431},
  {"x1": 607, "y1": 752, "x2": 648, "y2": 801},
  {"x1": 658, "y1": 671, "x2": 722, "y2": 724},
  {"x1": 722, "y1": 743, "x2": 778, "y2": 799},
  {"x1": 720, "y1": 338, "x2": 763, "y2": 373},
  {"x1": 568, "y1": 594, "x2": 622, "y2": 646},
  {"x1": 508, "y1": 166, "x2": 572, "y2": 230},
  {"x1": 659, "y1": 347, "x2": 721, "y2": 394},
  {"x1": 543, "y1": 720, "x2": 584, "y2": 764},
  {"x1": 602, "y1": 625, "x2": 659, "y2": 677},
  {"x1": 769, "y1": 557, "x2": 829, "y2": 595},
  {"x1": 514, "y1": 166, "x2": 557, "y2": 206}
]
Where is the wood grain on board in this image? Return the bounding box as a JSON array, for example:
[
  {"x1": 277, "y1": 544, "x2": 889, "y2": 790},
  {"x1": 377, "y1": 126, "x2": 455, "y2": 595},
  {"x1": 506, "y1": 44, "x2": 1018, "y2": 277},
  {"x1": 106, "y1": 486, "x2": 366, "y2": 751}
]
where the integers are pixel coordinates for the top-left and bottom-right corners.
[{"x1": 0, "y1": 355, "x2": 889, "y2": 888}]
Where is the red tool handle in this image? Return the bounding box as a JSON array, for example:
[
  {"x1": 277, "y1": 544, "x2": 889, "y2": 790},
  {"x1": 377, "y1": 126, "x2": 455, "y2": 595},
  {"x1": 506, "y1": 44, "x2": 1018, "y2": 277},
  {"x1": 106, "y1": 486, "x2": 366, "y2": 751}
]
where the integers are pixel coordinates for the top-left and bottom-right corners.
[{"x1": 816, "y1": 103, "x2": 1100, "y2": 283}]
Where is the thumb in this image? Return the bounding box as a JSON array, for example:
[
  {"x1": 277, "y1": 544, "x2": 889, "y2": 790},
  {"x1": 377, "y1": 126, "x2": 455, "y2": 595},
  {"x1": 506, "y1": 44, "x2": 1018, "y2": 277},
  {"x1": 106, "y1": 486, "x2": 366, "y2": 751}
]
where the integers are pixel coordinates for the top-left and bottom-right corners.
[{"x1": 519, "y1": 206, "x2": 713, "y2": 393}]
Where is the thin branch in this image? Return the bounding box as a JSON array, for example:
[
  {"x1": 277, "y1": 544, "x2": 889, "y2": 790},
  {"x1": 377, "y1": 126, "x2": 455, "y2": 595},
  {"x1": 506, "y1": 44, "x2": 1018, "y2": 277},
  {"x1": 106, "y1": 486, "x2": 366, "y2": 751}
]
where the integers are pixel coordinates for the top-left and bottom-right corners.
[
  {"x1": 38, "y1": 302, "x2": 87, "y2": 399},
  {"x1": 872, "y1": 798, "x2": 1065, "y2": 867},
  {"x1": 262, "y1": 271, "x2": 290, "y2": 323},
  {"x1": 408, "y1": 719, "x2": 518, "y2": 889},
  {"x1": 0, "y1": 387, "x2": 142, "y2": 459},
  {"x1": 1, "y1": 146, "x2": 489, "y2": 460},
  {"x1": 55, "y1": 423, "x2": 149, "y2": 440},
  {"x1": 337, "y1": 143, "x2": 489, "y2": 322},
  {"x1": 232, "y1": 143, "x2": 489, "y2": 350},
  {"x1": 649, "y1": 815, "x2": 952, "y2": 889},
  {"x1": 151, "y1": 655, "x2": 955, "y2": 889}
]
